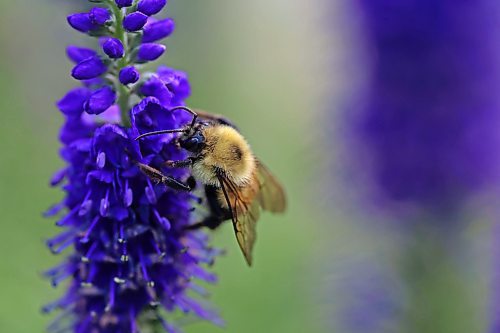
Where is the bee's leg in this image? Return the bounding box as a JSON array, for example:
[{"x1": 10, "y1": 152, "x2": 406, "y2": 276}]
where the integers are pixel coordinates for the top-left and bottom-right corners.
[
  {"x1": 185, "y1": 208, "x2": 232, "y2": 230},
  {"x1": 161, "y1": 175, "x2": 192, "y2": 191},
  {"x1": 164, "y1": 158, "x2": 195, "y2": 168},
  {"x1": 185, "y1": 185, "x2": 232, "y2": 230},
  {"x1": 185, "y1": 215, "x2": 227, "y2": 230},
  {"x1": 137, "y1": 163, "x2": 192, "y2": 191}
]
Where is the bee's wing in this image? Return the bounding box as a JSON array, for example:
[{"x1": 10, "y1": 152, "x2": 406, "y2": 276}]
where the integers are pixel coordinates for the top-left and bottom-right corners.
[
  {"x1": 216, "y1": 174, "x2": 259, "y2": 266},
  {"x1": 255, "y1": 160, "x2": 287, "y2": 213},
  {"x1": 193, "y1": 109, "x2": 239, "y2": 130},
  {"x1": 232, "y1": 197, "x2": 260, "y2": 266}
]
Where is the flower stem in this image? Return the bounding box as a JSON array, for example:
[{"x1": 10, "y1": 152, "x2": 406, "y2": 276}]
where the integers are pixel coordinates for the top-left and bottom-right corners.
[
  {"x1": 399, "y1": 225, "x2": 480, "y2": 333},
  {"x1": 108, "y1": 0, "x2": 131, "y2": 127}
]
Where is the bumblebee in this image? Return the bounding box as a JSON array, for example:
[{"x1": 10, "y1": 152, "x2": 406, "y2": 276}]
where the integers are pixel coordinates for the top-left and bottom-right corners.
[{"x1": 136, "y1": 107, "x2": 286, "y2": 266}]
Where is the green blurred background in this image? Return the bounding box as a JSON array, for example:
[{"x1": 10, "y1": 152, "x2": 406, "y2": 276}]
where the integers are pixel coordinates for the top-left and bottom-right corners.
[{"x1": 0, "y1": 1, "x2": 493, "y2": 333}]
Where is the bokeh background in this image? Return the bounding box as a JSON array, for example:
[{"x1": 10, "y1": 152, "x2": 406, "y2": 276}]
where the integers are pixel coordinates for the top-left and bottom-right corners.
[{"x1": 0, "y1": 1, "x2": 498, "y2": 333}]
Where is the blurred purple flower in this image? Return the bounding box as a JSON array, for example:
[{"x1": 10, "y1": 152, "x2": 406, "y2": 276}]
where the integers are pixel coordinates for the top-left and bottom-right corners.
[
  {"x1": 331, "y1": 2, "x2": 500, "y2": 332},
  {"x1": 328, "y1": 261, "x2": 404, "y2": 333},
  {"x1": 352, "y1": 0, "x2": 500, "y2": 217},
  {"x1": 45, "y1": 1, "x2": 221, "y2": 332}
]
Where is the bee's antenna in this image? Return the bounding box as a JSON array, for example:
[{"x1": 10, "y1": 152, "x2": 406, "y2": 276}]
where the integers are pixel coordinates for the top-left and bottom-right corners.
[
  {"x1": 169, "y1": 106, "x2": 198, "y2": 128},
  {"x1": 134, "y1": 106, "x2": 198, "y2": 141},
  {"x1": 135, "y1": 129, "x2": 186, "y2": 141}
]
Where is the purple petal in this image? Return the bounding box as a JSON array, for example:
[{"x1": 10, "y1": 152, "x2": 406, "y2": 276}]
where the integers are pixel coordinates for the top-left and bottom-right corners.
[
  {"x1": 137, "y1": 0, "x2": 167, "y2": 16},
  {"x1": 84, "y1": 86, "x2": 116, "y2": 115},
  {"x1": 137, "y1": 43, "x2": 166, "y2": 62},
  {"x1": 43, "y1": 203, "x2": 64, "y2": 217},
  {"x1": 123, "y1": 12, "x2": 148, "y2": 32},
  {"x1": 67, "y1": 13, "x2": 97, "y2": 33},
  {"x1": 79, "y1": 199, "x2": 93, "y2": 216},
  {"x1": 89, "y1": 7, "x2": 111, "y2": 25},
  {"x1": 50, "y1": 169, "x2": 67, "y2": 186},
  {"x1": 102, "y1": 37, "x2": 124, "y2": 59},
  {"x1": 142, "y1": 18, "x2": 175, "y2": 43},
  {"x1": 57, "y1": 87, "x2": 91, "y2": 116},
  {"x1": 119, "y1": 66, "x2": 140, "y2": 85},
  {"x1": 145, "y1": 184, "x2": 157, "y2": 204},
  {"x1": 140, "y1": 75, "x2": 173, "y2": 106},
  {"x1": 115, "y1": 0, "x2": 133, "y2": 8},
  {"x1": 86, "y1": 170, "x2": 114, "y2": 184},
  {"x1": 157, "y1": 66, "x2": 191, "y2": 103},
  {"x1": 71, "y1": 56, "x2": 107, "y2": 80},
  {"x1": 66, "y1": 46, "x2": 97, "y2": 63}
]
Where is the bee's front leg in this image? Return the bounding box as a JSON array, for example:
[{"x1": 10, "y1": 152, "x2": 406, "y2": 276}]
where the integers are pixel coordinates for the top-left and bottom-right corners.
[
  {"x1": 137, "y1": 162, "x2": 192, "y2": 191},
  {"x1": 164, "y1": 158, "x2": 194, "y2": 168},
  {"x1": 161, "y1": 175, "x2": 192, "y2": 191}
]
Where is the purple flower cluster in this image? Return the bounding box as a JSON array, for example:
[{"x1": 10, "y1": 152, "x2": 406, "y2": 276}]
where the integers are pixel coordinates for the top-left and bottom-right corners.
[
  {"x1": 45, "y1": 1, "x2": 221, "y2": 332},
  {"x1": 354, "y1": 0, "x2": 500, "y2": 217}
]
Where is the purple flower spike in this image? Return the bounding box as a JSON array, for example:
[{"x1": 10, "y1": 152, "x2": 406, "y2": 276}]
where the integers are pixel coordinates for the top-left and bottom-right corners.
[
  {"x1": 115, "y1": 0, "x2": 133, "y2": 8},
  {"x1": 66, "y1": 46, "x2": 97, "y2": 63},
  {"x1": 67, "y1": 13, "x2": 96, "y2": 33},
  {"x1": 48, "y1": 0, "x2": 221, "y2": 331},
  {"x1": 138, "y1": 0, "x2": 167, "y2": 16},
  {"x1": 119, "y1": 66, "x2": 140, "y2": 85},
  {"x1": 102, "y1": 37, "x2": 124, "y2": 59},
  {"x1": 123, "y1": 12, "x2": 149, "y2": 32},
  {"x1": 84, "y1": 86, "x2": 116, "y2": 115},
  {"x1": 138, "y1": 43, "x2": 166, "y2": 62},
  {"x1": 89, "y1": 7, "x2": 111, "y2": 25},
  {"x1": 71, "y1": 56, "x2": 107, "y2": 80},
  {"x1": 142, "y1": 18, "x2": 175, "y2": 43}
]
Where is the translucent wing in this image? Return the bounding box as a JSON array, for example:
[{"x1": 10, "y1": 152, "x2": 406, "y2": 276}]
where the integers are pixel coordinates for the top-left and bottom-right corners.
[
  {"x1": 214, "y1": 162, "x2": 285, "y2": 266},
  {"x1": 256, "y1": 161, "x2": 287, "y2": 213},
  {"x1": 192, "y1": 109, "x2": 238, "y2": 129},
  {"x1": 216, "y1": 174, "x2": 259, "y2": 266},
  {"x1": 232, "y1": 197, "x2": 260, "y2": 266}
]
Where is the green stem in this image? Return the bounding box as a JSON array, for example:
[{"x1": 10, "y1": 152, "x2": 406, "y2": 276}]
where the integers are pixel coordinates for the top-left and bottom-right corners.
[
  {"x1": 108, "y1": 0, "x2": 131, "y2": 127},
  {"x1": 117, "y1": 84, "x2": 131, "y2": 127},
  {"x1": 399, "y1": 224, "x2": 480, "y2": 333}
]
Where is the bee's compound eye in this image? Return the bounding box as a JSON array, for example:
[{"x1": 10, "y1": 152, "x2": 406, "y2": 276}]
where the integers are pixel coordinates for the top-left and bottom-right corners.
[
  {"x1": 188, "y1": 137, "x2": 201, "y2": 145},
  {"x1": 180, "y1": 132, "x2": 205, "y2": 152}
]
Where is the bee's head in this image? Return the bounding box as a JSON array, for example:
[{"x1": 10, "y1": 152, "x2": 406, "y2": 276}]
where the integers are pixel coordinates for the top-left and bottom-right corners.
[
  {"x1": 178, "y1": 124, "x2": 205, "y2": 153},
  {"x1": 135, "y1": 106, "x2": 205, "y2": 154}
]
